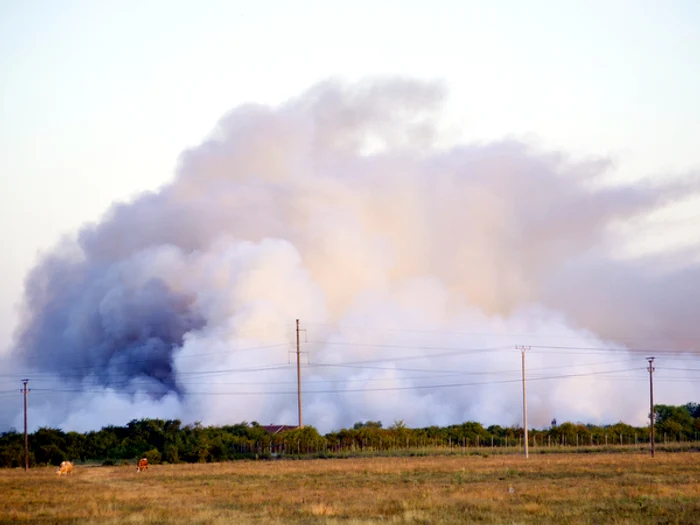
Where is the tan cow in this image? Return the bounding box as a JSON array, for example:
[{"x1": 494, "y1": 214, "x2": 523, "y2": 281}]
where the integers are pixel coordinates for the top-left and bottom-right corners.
[
  {"x1": 57, "y1": 461, "x2": 73, "y2": 475},
  {"x1": 136, "y1": 458, "x2": 149, "y2": 472}
]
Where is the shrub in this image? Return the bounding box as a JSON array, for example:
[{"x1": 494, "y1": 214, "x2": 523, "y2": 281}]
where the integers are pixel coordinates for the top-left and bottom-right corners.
[
  {"x1": 164, "y1": 445, "x2": 180, "y2": 464},
  {"x1": 143, "y1": 448, "x2": 162, "y2": 465}
]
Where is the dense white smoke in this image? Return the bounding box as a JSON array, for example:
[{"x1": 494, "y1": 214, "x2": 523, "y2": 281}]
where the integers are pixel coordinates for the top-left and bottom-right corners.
[{"x1": 3, "y1": 79, "x2": 700, "y2": 433}]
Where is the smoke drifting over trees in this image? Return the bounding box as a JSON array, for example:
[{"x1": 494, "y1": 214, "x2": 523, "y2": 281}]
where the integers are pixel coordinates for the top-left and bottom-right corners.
[{"x1": 3, "y1": 79, "x2": 699, "y2": 433}]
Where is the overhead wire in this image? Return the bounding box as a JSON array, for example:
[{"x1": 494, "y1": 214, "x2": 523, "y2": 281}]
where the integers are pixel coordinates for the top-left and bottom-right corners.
[
  {"x1": 21, "y1": 366, "x2": 644, "y2": 397},
  {"x1": 299, "y1": 321, "x2": 700, "y2": 343},
  {"x1": 2, "y1": 327, "x2": 699, "y2": 405},
  {"x1": 0, "y1": 351, "x2": 648, "y2": 385},
  {"x1": 3, "y1": 356, "x2": 655, "y2": 394},
  {"x1": 0, "y1": 343, "x2": 291, "y2": 378}
]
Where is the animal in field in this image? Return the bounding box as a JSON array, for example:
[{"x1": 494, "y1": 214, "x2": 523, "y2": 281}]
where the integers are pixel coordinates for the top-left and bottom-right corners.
[
  {"x1": 57, "y1": 461, "x2": 73, "y2": 475},
  {"x1": 137, "y1": 458, "x2": 149, "y2": 472}
]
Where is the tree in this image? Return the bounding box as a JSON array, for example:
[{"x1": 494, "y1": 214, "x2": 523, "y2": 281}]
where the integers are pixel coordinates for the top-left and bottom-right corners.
[
  {"x1": 353, "y1": 421, "x2": 383, "y2": 430},
  {"x1": 386, "y1": 420, "x2": 410, "y2": 446},
  {"x1": 32, "y1": 428, "x2": 68, "y2": 465},
  {"x1": 164, "y1": 444, "x2": 180, "y2": 463},
  {"x1": 280, "y1": 426, "x2": 324, "y2": 454},
  {"x1": 683, "y1": 403, "x2": 700, "y2": 419},
  {"x1": 0, "y1": 431, "x2": 25, "y2": 468},
  {"x1": 655, "y1": 404, "x2": 694, "y2": 438}
]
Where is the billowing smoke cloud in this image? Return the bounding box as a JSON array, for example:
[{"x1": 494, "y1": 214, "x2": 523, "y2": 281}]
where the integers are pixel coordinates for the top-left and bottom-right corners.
[{"x1": 3, "y1": 78, "x2": 700, "y2": 433}]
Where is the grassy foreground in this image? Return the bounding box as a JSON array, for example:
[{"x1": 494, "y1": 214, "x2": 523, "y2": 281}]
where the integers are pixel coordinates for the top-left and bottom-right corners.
[{"x1": 1, "y1": 453, "x2": 699, "y2": 524}]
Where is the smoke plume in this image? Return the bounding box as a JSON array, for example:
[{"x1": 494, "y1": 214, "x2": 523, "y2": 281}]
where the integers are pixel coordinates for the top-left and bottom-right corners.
[{"x1": 3, "y1": 78, "x2": 700, "y2": 433}]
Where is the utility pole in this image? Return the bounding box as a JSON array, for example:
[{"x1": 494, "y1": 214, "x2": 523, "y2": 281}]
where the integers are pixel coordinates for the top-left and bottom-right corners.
[
  {"x1": 21, "y1": 379, "x2": 29, "y2": 471},
  {"x1": 296, "y1": 320, "x2": 303, "y2": 429},
  {"x1": 517, "y1": 346, "x2": 530, "y2": 458},
  {"x1": 647, "y1": 356, "x2": 655, "y2": 458}
]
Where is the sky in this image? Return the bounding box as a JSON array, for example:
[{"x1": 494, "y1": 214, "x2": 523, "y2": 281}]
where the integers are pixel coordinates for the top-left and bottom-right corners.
[{"x1": 1, "y1": 0, "x2": 699, "y2": 433}]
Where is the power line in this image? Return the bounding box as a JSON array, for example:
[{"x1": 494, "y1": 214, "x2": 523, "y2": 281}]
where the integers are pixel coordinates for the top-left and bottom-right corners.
[
  {"x1": 1, "y1": 343, "x2": 290, "y2": 377},
  {"x1": 300, "y1": 321, "x2": 700, "y2": 345},
  {"x1": 0, "y1": 354, "x2": 648, "y2": 388},
  {"x1": 307, "y1": 340, "x2": 511, "y2": 353},
  {"x1": 0, "y1": 362, "x2": 296, "y2": 381},
  {"x1": 0, "y1": 355, "x2": 659, "y2": 387},
  {"x1": 4, "y1": 339, "x2": 697, "y2": 382},
  {"x1": 8, "y1": 360, "x2": 647, "y2": 389},
  {"x1": 528, "y1": 344, "x2": 699, "y2": 355},
  {"x1": 25, "y1": 367, "x2": 643, "y2": 397}
]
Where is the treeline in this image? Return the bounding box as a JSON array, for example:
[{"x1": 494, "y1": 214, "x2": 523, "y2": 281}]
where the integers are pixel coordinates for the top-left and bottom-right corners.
[{"x1": 1, "y1": 403, "x2": 698, "y2": 468}]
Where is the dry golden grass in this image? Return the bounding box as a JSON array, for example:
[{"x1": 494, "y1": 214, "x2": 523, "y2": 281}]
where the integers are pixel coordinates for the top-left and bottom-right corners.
[{"x1": 1, "y1": 452, "x2": 699, "y2": 524}]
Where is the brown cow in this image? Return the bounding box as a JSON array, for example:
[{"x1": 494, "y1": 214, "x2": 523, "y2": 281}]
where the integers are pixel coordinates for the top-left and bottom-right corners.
[
  {"x1": 136, "y1": 458, "x2": 149, "y2": 472},
  {"x1": 57, "y1": 461, "x2": 73, "y2": 475}
]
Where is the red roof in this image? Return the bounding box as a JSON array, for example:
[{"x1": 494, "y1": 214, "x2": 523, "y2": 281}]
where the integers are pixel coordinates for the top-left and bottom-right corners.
[{"x1": 262, "y1": 425, "x2": 298, "y2": 434}]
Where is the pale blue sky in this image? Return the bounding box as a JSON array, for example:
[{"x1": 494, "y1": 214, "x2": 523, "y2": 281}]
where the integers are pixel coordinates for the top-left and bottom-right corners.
[{"x1": 1, "y1": 0, "x2": 699, "y2": 351}]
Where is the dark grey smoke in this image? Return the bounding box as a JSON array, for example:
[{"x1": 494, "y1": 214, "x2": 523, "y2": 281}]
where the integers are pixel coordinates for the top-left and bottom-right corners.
[{"x1": 16, "y1": 250, "x2": 204, "y2": 396}]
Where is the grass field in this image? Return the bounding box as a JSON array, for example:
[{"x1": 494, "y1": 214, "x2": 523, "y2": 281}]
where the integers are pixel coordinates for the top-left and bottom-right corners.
[{"x1": 2, "y1": 452, "x2": 699, "y2": 524}]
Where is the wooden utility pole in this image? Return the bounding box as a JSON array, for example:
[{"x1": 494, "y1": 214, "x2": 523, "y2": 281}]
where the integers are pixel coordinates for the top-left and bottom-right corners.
[
  {"x1": 647, "y1": 356, "x2": 655, "y2": 458},
  {"x1": 518, "y1": 346, "x2": 530, "y2": 458},
  {"x1": 296, "y1": 319, "x2": 303, "y2": 429},
  {"x1": 21, "y1": 379, "x2": 29, "y2": 470}
]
